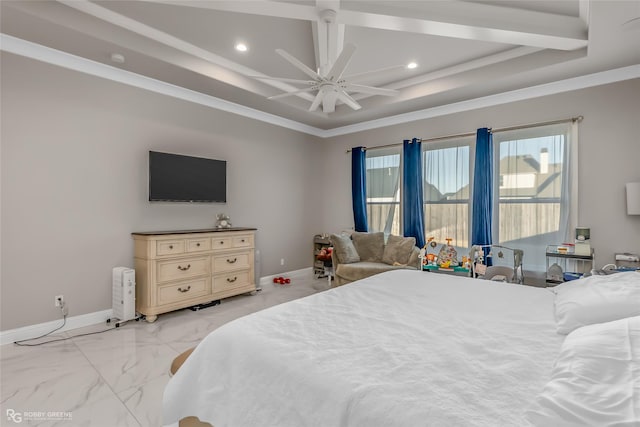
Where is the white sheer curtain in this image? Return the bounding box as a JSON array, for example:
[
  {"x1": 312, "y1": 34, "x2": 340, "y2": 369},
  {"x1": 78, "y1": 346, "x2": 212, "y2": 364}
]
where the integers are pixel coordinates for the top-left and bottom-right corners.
[
  {"x1": 492, "y1": 122, "x2": 576, "y2": 272},
  {"x1": 560, "y1": 121, "x2": 579, "y2": 243},
  {"x1": 422, "y1": 139, "x2": 472, "y2": 248},
  {"x1": 365, "y1": 147, "x2": 401, "y2": 236}
]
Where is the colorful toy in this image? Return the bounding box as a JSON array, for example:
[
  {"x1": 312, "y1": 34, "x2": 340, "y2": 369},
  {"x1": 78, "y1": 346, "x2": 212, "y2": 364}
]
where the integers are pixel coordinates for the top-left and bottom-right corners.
[
  {"x1": 437, "y1": 237, "x2": 459, "y2": 267},
  {"x1": 316, "y1": 247, "x2": 333, "y2": 261},
  {"x1": 423, "y1": 237, "x2": 439, "y2": 266},
  {"x1": 273, "y1": 276, "x2": 291, "y2": 285}
]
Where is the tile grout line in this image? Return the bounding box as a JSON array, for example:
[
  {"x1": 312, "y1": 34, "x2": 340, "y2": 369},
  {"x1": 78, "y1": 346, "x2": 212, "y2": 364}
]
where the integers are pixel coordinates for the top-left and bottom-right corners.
[{"x1": 70, "y1": 329, "x2": 145, "y2": 427}]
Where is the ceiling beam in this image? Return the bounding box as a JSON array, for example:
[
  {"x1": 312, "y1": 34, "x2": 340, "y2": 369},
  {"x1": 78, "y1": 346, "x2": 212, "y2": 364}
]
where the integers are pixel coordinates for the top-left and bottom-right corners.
[
  {"x1": 338, "y1": 1, "x2": 587, "y2": 51},
  {"x1": 579, "y1": 0, "x2": 590, "y2": 27},
  {"x1": 349, "y1": 46, "x2": 542, "y2": 101},
  {"x1": 56, "y1": 0, "x2": 315, "y2": 102},
  {"x1": 138, "y1": 0, "x2": 319, "y2": 21},
  {"x1": 142, "y1": 0, "x2": 587, "y2": 51}
]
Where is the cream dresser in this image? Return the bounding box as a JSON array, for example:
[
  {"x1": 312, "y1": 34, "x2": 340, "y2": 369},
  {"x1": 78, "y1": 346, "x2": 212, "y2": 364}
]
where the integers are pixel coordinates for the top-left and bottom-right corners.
[{"x1": 132, "y1": 228, "x2": 256, "y2": 322}]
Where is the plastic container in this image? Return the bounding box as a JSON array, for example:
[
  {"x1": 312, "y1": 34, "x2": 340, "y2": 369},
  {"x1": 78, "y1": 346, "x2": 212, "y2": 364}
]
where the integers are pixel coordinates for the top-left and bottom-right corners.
[{"x1": 563, "y1": 272, "x2": 583, "y2": 281}]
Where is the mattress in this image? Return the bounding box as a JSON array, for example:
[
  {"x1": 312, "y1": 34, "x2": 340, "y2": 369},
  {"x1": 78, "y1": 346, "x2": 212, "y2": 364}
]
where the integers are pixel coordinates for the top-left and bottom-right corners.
[{"x1": 163, "y1": 270, "x2": 563, "y2": 426}]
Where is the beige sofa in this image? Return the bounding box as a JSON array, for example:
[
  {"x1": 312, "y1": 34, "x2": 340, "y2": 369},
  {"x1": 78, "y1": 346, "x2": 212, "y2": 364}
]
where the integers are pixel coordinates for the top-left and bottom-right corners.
[{"x1": 330, "y1": 232, "x2": 420, "y2": 287}]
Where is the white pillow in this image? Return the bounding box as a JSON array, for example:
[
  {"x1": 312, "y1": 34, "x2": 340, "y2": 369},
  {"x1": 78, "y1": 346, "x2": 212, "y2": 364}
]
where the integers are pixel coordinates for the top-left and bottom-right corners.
[
  {"x1": 525, "y1": 316, "x2": 640, "y2": 426},
  {"x1": 553, "y1": 271, "x2": 640, "y2": 334}
]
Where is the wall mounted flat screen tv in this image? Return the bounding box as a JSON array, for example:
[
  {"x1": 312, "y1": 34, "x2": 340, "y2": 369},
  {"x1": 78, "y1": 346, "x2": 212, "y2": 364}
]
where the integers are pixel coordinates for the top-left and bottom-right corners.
[{"x1": 149, "y1": 151, "x2": 226, "y2": 203}]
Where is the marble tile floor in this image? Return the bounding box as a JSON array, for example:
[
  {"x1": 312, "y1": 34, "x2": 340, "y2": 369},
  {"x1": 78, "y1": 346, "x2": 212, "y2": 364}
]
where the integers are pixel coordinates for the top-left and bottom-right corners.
[{"x1": 1, "y1": 271, "x2": 331, "y2": 427}]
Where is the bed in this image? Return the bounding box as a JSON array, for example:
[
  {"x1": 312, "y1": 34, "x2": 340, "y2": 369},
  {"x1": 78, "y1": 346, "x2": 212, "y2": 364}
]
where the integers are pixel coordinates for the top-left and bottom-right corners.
[{"x1": 163, "y1": 269, "x2": 640, "y2": 427}]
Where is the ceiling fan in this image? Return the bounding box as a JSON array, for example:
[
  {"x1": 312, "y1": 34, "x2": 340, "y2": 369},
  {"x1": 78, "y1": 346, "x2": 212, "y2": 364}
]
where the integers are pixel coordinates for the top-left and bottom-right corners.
[{"x1": 253, "y1": 43, "x2": 400, "y2": 114}]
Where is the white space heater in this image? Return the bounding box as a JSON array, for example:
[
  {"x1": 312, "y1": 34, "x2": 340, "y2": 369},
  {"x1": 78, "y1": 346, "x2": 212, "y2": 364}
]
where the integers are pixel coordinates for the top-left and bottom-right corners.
[{"x1": 112, "y1": 267, "x2": 136, "y2": 322}]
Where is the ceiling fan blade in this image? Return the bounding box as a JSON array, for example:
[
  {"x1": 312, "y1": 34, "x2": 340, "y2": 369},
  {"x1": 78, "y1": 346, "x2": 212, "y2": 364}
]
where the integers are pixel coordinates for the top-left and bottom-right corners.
[
  {"x1": 309, "y1": 91, "x2": 323, "y2": 112},
  {"x1": 337, "y1": 90, "x2": 362, "y2": 111},
  {"x1": 322, "y1": 91, "x2": 338, "y2": 113},
  {"x1": 250, "y1": 76, "x2": 316, "y2": 85},
  {"x1": 268, "y1": 86, "x2": 317, "y2": 100},
  {"x1": 275, "y1": 49, "x2": 321, "y2": 80},
  {"x1": 342, "y1": 65, "x2": 406, "y2": 84},
  {"x1": 343, "y1": 84, "x2": 398, "y2": 97},
  {"x1": 326, "y1": 43, "x2": 356, "y2": 82}
]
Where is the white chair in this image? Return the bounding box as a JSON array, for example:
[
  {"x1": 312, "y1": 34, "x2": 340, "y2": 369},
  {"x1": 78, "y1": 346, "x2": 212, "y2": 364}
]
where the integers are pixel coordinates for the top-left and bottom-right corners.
[
  {"x1": 469, "y1": 245, "x2": 525, "y2": 284},
  {"x1": 482, "y1": 265, "x2": 515, "y2": 282}
]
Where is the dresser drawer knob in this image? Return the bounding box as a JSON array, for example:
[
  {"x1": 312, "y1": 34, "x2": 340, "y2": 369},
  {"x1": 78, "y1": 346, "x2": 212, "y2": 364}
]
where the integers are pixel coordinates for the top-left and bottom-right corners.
[
  {"x1": 177, "y1": 264, "x2": 191, "y2": 271},
  {"x1": 219, "y1": 241, "x2": 224, "y2": 245},
  {"x1": 177, "y1": 285, "x2": 191, "y2": 293},
  {"x1": 169, "y1": 245, "x2": 173, "y2": 249},
  {"x1": 226, "y1": 258, "x2": 237, "y2": 264},
  {"x1": 196, "y1": 243, "x2": 201, "y2": 247},
  {"x1": 227, "y1": 276, "x2": 237, "y2": 283},
  {"x1": 241, "y1": 239, "x2": 245, "y2": 243}
]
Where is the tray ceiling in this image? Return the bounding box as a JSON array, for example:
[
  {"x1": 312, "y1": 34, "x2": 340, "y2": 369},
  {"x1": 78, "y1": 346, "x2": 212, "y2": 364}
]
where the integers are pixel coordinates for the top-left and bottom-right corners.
[{"x1": 1, "y1": 0, "x2": 639, "y2": 132}]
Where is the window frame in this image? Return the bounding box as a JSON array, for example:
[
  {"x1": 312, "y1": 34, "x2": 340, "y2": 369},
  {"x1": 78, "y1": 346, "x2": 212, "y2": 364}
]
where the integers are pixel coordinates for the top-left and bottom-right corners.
[
  {"x1": 421, "y1": 137, "x2": 475, "y2": 249},
  {"x1": 491, "y1": 122, "x2": 577, "y2": 271},
  {"x1": 364, "y1": 146, "x2": 403, "y2": 236}
]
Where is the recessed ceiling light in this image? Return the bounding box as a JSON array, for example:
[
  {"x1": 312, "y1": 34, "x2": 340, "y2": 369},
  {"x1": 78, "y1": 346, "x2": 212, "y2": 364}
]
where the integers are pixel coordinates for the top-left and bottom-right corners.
[
  {"x1": 110, "y1": 53, "x2": 125, "y2": 64},
  {"x1": 235, "y1": 43, "x2": 248, "y2": 52},
  {"x1": 407, "y1": 62, "x2": 418, "y2": 69}
]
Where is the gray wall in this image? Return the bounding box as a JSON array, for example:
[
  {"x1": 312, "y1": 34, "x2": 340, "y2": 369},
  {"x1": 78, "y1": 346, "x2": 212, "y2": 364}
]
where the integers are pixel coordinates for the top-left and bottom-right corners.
[
  {"x1": 1, "y1": 53, "x2": 323, "y2": 330},
  {"x1": 318, "y1": 79, "x2": 640, "y2": 270},
  {"x1": 2, "y1": 50, "x2": 639, "y2": 331}
]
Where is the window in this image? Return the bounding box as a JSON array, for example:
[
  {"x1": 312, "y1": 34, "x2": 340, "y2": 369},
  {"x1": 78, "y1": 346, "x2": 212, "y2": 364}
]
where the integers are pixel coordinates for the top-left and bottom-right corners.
[
  {"x1": 365, "y1": 147, "x2": 401, "y2": 236},
  {"x1": 360, "y1": 121, "x2": 575, "y2": 273},
  {"x1": 422, "y1": 138, "x2": 473, "y2": 248},
  {"x1": 493, "y1": 123, "x2": 576, "y2": 271}
]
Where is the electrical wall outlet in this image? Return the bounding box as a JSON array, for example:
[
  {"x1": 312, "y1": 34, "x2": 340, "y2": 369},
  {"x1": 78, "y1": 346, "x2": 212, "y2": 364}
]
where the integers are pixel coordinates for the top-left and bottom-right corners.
[
  {"x1": 280, "y1": 258, "x2": 285, "y2": 266},
  {"x1": 55, "y1": 295, "x2": 64, "y2": 307}
]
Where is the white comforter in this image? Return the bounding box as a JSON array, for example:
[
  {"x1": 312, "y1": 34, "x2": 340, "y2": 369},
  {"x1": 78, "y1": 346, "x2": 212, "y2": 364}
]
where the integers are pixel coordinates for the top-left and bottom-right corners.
[
  {"x1": 526, "y1": 315, "x2": 640, "y2": 426},
  {"x1": 164, "y1": 270, "x2": 562, "y2": 427}
]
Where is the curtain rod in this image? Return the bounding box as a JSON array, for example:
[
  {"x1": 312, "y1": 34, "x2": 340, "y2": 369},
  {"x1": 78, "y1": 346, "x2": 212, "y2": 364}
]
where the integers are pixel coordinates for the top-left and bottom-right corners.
[{"x1": 345, "y1": 115, "x2": 583, "y2": 153}]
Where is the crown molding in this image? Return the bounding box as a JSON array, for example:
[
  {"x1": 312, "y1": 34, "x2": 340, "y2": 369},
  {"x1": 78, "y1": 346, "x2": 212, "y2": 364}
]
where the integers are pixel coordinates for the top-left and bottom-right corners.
[
  {"x1": 323, "y1": 64, "x2": 640, "y2": 137},
  {"x1": 2, "y1": 34, "x2": 639, "y2": 139},
  {"x1": 0, "y1": 34, "x2": 325, "y2": 137}
]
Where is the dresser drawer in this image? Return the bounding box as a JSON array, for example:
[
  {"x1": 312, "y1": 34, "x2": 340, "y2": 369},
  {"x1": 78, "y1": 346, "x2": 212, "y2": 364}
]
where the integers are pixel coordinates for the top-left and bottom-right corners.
[
  {"x1": 158, "y1": 278, "x2": 210, "y2": 305},
  {"x1": 212, "y1": 237, "x2": 232, "y2": 251},
  {"x1": 157, "y1": 240, "x2": 185, "y2": 256},
  {"x1": 212, "y1": 252, "x2": 251, "y2": 272},
  {"x1": 212, "y1": 270, "x2": 251, "y2": 293},
  {"x1": 186, "y1": 237, "x2": 211, "y2": 253},
  {"x1": 157, "y1": 256, "x2": 209, "y2": 283},
  {"x1": 232, "y1": 234, "x2": 253, "y2": 248}
]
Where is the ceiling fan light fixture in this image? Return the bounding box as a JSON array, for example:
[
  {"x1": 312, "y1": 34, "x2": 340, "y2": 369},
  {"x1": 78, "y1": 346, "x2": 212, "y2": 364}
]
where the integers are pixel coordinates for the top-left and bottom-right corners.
[
  {"x1": 407, "y1": 62, "x2": 418, "y2": 69},
  {"x1": 235, "y1": 42, "x2": 248, "y2": 52},
  {"x1": 257, "y1": 43, "x2": 399, "y2": 114}
]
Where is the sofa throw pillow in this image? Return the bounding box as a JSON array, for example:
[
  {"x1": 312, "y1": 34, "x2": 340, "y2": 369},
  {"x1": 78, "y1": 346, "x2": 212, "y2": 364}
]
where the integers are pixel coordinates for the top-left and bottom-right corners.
[
  {"x1": 330, "y1": 234, "x2": 360, "y2": 264},
  {"x1": 382, "y1": 235, "x2": 416, "y2": 266},
  {"x1": 351, "y1": 232, "x2": 385, "y2": 262}
]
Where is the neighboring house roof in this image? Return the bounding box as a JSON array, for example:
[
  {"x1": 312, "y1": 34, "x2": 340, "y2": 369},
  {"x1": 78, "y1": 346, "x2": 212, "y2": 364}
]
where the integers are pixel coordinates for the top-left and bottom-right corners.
[
  {"x1": 424, "y1": 182, "x2": 445, "y2": 202},
  {"x1": 366, "y1": 167, "x2": 400, "y2": 199},
  {"x1": 499, "y1": 155, "x2": 562, "y2": 199},
  {"x1": 446, "y1": 155, "x2": 563, "y2": 200}
]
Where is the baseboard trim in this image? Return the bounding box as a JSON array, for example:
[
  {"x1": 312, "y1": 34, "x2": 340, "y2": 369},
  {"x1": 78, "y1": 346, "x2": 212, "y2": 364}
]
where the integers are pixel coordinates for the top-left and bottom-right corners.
[
  {"x1": 1, "y1": 268, "x2": 314, "y2": 345},
  {"x1": 0, "y1": 309, "x2": 113, "y2": 346}
]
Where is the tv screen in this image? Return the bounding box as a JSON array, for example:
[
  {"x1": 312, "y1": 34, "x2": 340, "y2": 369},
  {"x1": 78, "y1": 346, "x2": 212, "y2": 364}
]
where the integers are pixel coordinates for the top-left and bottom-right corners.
[{"x1": 149, "y1": 151, "x2": 226, "y2": 203}]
